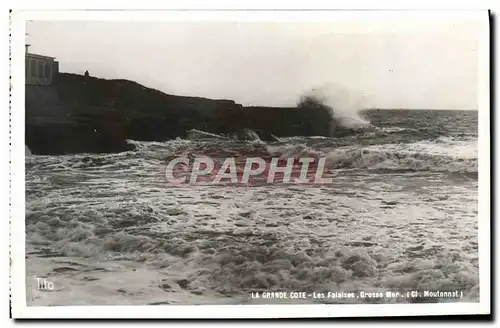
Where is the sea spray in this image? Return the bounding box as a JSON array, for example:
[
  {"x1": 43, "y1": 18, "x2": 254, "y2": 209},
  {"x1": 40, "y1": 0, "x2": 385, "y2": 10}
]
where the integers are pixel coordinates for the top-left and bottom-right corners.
[{"x1": 298, "y1": 83, "x2": 372, "y2": 132}]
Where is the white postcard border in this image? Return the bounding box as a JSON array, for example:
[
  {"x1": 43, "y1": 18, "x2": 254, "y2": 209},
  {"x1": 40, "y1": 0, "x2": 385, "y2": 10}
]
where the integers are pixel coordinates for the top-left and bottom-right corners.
[{"x1": 9, "y1": 9, "x2": 491, "y2": 319}]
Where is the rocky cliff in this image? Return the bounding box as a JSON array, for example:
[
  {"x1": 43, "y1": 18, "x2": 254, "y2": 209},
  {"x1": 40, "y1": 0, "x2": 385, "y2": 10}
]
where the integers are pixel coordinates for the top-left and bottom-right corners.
[{"x1": 26, "y1": 73, "x2": 333, "y2": 155}]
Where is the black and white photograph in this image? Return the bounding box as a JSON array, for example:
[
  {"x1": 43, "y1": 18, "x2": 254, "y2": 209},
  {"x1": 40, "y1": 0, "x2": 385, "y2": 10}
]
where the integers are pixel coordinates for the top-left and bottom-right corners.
[{"x1": 9, "y1": 9, "x2": 490, "y2": 319}]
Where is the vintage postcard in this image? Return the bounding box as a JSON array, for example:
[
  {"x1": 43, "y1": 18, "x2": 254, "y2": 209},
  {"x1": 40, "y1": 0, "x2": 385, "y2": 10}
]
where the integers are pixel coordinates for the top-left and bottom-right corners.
[{"x1": 9, "y1": 9, "x2": 490, "y2": 319}]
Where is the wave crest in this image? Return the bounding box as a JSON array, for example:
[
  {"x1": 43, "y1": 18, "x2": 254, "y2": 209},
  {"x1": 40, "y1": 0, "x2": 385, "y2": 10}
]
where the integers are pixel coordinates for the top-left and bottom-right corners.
[
  {"x1": 299, "y1": 84, "x2": 372, "y2": 131},
  {"x1": 267, "y1": 143, "x2": 477, "y2": 174}
]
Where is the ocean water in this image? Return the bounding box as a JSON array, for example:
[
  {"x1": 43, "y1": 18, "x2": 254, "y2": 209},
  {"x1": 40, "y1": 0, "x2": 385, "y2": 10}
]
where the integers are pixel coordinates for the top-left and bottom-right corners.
[{"x1": 25, "y1": 109, "x2": 479, "y2": 305}]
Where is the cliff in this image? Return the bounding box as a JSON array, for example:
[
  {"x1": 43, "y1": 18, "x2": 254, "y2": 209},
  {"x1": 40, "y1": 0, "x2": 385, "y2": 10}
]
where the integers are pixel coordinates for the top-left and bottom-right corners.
[{"x1": 26, "y1": 73, "x2": 333, "y2": 155}]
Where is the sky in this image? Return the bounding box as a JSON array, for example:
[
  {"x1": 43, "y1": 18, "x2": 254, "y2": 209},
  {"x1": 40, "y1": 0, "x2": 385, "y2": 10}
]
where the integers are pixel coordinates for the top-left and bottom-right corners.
[{"x1": 26, "y1": 18, "x2": 480, "y2": 109}]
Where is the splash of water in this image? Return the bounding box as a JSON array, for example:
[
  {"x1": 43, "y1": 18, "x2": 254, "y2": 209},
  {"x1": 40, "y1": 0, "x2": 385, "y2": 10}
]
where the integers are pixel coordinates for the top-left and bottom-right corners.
[{"x1": 299, "y1": 83, "x2": 371, "y2": 130}]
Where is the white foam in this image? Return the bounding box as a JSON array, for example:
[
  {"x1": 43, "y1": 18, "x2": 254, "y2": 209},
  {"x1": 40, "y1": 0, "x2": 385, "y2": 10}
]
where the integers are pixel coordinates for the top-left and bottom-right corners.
[
  {"x1": 25, "y1": 150, "x2": 479, "y2": 305},
  {"x1": 301, "y1": 84, "x2": 371, "y2": 129}
]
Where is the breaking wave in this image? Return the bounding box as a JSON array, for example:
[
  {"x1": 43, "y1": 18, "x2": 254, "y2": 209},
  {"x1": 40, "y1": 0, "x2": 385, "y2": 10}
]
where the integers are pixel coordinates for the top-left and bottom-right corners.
[
  {"x1": 266, "y1": 142, "x2": 477, "y2": 174},
  {"x1": 299, "y1": 84, "x2": 372, "y2": 130},
  {"x1": 323, "y1": 148, "x2": 477, "y2": 174}
]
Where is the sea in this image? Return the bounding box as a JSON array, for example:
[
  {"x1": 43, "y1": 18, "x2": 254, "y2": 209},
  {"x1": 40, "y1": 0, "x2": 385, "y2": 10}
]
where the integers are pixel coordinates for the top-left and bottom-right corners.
[{"x1": 25, "y1": 109, "x2": 479, "y2": 305}]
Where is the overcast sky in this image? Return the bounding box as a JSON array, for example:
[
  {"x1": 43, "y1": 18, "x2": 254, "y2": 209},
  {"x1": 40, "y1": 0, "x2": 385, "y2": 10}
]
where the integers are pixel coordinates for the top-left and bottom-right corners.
[{"x1": 26, "y1": 19, "x2": 480, "y2": 109}]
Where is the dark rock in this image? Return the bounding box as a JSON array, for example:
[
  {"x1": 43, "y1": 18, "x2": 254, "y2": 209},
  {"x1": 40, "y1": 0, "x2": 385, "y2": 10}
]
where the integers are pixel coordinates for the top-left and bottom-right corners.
[
  {"x1": 176, "y1": 279, "x2": 190, "y2": 289},
  {"x1": 407, "y1": 245, "x2": 425, "y2": 251},
  {"x1": 83, "y1": 267, "x2": 111, "y2": 273},
  {"x1": 81, "y1": 276, "x2": 99, "y2": 281},
  {"x1": 55, "y1": 260, "x2": 85, "y2": 267},
  {"x1": 159, "y1": 282, "x2": 172, "y2": 291},
  {"x1": 25, "y1": 73, "x2": 340, "y2": 155},
  {"x1": 52, "y1": 266, "x2": 79, "y2": 273},
  {"x1": 346, "y1": 241, "x2": 377, "y2": 247}
]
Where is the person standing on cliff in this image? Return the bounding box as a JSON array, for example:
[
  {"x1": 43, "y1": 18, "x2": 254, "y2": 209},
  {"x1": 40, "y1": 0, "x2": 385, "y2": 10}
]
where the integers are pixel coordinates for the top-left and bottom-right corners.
[
  {"x1": 83, "y1": 70, "x2": 90, "y2": 103},
  {"x1": 84, "y1": 70, "x2": 90, "y2": 89}
]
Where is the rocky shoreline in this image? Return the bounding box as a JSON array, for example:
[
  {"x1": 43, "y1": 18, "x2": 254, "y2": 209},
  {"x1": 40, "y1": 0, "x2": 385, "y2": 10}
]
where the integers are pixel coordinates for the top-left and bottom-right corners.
[{"x1": 26, "y1": 73, "x2": 334, "y2": 155}]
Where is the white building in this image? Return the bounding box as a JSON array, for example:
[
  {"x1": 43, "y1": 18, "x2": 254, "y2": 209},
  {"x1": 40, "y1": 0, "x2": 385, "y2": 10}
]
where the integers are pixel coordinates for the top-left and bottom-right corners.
[{"x1": 25, "y1": 52, "x2": 59, "y2": 86}]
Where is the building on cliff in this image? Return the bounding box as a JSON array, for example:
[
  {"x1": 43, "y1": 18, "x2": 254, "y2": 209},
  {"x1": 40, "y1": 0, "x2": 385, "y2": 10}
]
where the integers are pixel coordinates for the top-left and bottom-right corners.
[{"x1": 25, "y1": 47, "x2": 59, "y2": 86}]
